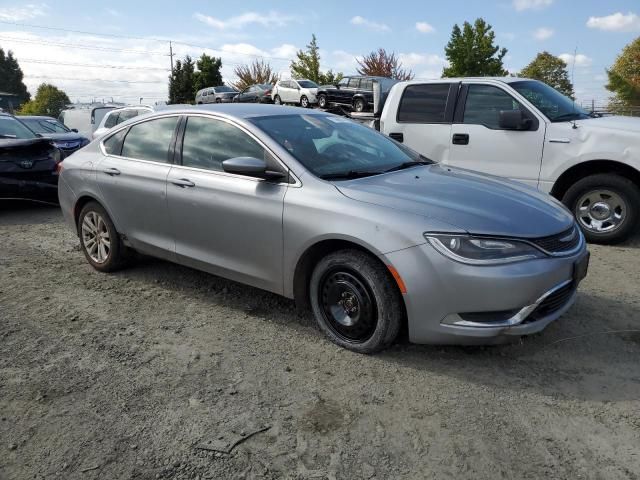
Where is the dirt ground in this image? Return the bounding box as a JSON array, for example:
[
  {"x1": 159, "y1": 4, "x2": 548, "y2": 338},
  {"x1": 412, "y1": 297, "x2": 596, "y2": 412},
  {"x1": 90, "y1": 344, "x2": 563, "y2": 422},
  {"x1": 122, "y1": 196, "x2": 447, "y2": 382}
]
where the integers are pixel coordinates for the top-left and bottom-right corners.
[{"x1": 1, "y1": 201, "x2": 639, "y2": 480}]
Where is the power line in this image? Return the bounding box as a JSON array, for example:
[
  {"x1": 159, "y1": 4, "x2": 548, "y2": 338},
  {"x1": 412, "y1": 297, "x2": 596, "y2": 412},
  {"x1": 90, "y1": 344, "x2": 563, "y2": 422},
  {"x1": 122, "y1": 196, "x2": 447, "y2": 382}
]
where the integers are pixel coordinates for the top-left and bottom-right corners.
[
  {"x1": 19, "y1": 58, "x2": 170, "y2": 71},
  {"x1": 25, "y1": 75, "x2": 166, "y2": 84},
  {"x1": 0, "y1": 35, "x2": 168, "y2": 56}
]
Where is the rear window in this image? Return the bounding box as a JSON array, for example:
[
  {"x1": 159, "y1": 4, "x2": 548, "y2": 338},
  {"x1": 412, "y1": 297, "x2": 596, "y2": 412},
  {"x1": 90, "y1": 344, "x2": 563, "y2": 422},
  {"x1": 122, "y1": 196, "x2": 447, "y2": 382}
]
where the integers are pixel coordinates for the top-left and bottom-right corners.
[
  {"x1": 103, "y1": 128, "x2": 127, "y2": 155},
  {"x1": 104, "y1": 112, "x2": 119, "y2": 129},
  {"x1": 0, "y1": 116, "x2": 37, "y2": 139},
  {"x1": 397, "y1": 84, "x2": 450, "y2": 123},
  {"x1": 121, "y1": 117, "x2": 178, "y2": 163}
]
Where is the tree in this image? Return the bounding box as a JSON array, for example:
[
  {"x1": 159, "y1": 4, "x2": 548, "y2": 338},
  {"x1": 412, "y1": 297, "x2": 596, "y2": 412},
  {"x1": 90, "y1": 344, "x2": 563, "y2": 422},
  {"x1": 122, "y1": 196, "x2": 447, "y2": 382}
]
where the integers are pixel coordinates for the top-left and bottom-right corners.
[
  {"x1": 442, "y1": 18, "x2": 508, "y2": 77},
  {"x1": 290, "y1": 34, "x2": 343, "y2": 85},
  {"x1": 0, "y1": 47, "x2": 30, "y2": 105},
  {"x1": 232, "y1": 59, "x2": 279, "y2": 91},
  {"x1": 19, "y1": 83, "x2": 70, "y2": 118},
  {"x1": 606, "y1": 36, "x2": 640, "y2": 115},
  {"x1": 356, "y1": 48, "x2": 414, "y2": 80},
  {"x1": 520, "y1": 51, "x2": 574, "y2": 98},
  {"x1": 194, "y1": 53, "x2": 223, "y2": 96},
  {"x1": 168, "y1": 55, "x2": 197, "y2": 104}
]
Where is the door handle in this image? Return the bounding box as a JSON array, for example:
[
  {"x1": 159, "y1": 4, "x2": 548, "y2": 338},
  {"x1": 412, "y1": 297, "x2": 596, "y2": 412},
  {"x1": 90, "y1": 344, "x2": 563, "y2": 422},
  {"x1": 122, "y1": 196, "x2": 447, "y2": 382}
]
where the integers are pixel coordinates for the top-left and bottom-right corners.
[
  {"x1": 389, "y1": 132, "x2": 404, "y2": 143},
  {"x1": 452, "y1": 133, "x2": 470, "y2": 145},
  {"x1": 171, "y1": 178, "x2": 195, "y2": 188},
  {"x1": 102, "y1": 167, "x2": 121, "y2": 176}
]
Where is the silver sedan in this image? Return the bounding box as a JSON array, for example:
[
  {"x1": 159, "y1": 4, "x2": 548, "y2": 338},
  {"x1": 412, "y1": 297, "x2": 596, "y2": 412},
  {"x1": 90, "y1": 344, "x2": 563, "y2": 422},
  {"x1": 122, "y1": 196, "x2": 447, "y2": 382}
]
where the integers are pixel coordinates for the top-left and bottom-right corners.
[{"x1": 58, "y1": 105, "x2": 589, "y2": 353}]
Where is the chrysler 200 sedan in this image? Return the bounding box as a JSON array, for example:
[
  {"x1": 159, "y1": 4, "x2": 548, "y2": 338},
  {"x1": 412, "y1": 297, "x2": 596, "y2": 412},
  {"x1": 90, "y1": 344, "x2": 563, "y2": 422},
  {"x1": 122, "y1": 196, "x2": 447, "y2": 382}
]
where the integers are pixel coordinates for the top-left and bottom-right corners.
[{"x1": 58, "y1": 105, "x2": 589, "y2": 353}]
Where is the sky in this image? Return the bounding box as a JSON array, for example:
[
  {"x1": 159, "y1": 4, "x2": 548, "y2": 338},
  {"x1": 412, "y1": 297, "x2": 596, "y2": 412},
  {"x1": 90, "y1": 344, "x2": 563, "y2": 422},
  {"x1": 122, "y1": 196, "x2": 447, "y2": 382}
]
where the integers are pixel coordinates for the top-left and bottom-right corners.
[{"x1": 0, "y1": 0, "x2": 638, "y2": 106}]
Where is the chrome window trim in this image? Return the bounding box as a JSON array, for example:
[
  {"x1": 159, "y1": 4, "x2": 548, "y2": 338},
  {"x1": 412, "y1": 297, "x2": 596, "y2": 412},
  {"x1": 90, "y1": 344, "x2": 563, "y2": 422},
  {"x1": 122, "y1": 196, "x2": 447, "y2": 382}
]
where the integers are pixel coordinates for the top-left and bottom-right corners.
[{"x1": 99, "y1": 112, "x2": 301, "y2": 187}]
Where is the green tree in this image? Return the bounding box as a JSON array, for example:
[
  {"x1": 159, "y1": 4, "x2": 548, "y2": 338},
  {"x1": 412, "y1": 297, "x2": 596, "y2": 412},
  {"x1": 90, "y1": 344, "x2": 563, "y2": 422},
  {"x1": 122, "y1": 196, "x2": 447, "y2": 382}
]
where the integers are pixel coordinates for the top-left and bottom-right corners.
[
  {"x1": 232, "y1": 59, "x2": 279, "y2": 91},
  {"x1": 194, "y1": 53, "x2": 223, "y2": 96},
  {"x1": 168, "y1": 55, "x2": 197, "y2": 104},
  {"x1": 442, "y1": 18, "x2": 508, "y2": 77},
  {"x1": 290, "y1": 34, "x2": 342, "y2": 85},
  {"x1": 520, "y1": 51, "x2": 574, "y2": 98},
  {"x1": 606, "y1": 36, "x2": 640, "y2": 115},
  {"x1": 356, "y1": 48, "x2": 414, "y2": 80},
  {"x1": 0, "y1": 47, "x2": 30, "y2": 105},
  {"x1": 18, "y1": 83, "x2": 70, "y2": 118}
]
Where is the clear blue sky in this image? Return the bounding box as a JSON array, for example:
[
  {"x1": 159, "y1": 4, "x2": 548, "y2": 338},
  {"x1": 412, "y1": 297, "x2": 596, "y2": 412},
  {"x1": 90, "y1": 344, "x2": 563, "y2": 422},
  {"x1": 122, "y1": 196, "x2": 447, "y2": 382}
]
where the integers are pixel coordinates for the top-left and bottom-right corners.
[{"x1": 1, "y1": 0, "x2": 638, "y2": 105}]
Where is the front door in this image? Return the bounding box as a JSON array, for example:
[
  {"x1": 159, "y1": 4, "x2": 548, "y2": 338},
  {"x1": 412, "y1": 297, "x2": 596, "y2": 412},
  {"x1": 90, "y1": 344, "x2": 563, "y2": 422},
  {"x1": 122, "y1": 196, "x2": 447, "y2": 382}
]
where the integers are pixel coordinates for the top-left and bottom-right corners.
[
  {"x1": 166, "y1": 114, "x2": 288, "y2": 294},
  {"x1": 95, "y1": 116, "x2": 180, "y2": 256},
  {"x1": 447, "y1": 83, "x2": 545, "y2": 187}
]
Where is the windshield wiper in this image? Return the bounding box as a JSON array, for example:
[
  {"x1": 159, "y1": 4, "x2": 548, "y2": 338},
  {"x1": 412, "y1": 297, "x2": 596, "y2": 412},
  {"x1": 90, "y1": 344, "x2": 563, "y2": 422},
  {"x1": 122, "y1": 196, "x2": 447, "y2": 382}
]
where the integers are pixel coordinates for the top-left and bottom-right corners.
[
  {"x1": 320, "y1": 170, "x2": 384, "y2": 180},
  {"x1": 384, "y1": 160, "x2": 431, "y2": 173},
  {"x1": 551, "y1": 112, "x2": 586, "y2": 122}
]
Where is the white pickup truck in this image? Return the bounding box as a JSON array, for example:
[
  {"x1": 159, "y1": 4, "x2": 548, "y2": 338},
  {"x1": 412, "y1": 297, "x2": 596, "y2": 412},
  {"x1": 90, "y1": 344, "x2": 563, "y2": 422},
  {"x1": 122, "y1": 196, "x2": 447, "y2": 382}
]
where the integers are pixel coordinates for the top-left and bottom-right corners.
[{"x1": 374, "y1": 78, "x2": 640, "y2": 244}]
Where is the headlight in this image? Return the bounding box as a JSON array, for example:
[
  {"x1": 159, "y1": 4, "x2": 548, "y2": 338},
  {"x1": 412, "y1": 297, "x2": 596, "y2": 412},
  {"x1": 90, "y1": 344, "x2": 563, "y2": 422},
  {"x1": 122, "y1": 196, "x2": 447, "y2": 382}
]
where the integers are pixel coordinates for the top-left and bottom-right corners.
[{"x1": 425, "y1": 233, "x2": 545, "y2": 265}]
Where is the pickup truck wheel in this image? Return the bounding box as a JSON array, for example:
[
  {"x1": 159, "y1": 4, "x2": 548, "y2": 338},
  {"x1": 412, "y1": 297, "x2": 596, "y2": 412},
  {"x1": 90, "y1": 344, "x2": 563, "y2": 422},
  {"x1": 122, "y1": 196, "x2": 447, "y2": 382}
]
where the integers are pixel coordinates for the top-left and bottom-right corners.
[
  {"x1": 562, "y1": 173, "x2": 640, "y2": 244},
  {"x1": 317, "y1": 94, "x2": 328, "y2": 109},
  {"x1": 309, "y1": 249, "x2": 403, "y2": 354},
  {"x1": 353, "y1": 98, "x2": 365, "y2": 112},
  {"x1": 274, "y1": 95, "x2": 282, "y2": 105}
]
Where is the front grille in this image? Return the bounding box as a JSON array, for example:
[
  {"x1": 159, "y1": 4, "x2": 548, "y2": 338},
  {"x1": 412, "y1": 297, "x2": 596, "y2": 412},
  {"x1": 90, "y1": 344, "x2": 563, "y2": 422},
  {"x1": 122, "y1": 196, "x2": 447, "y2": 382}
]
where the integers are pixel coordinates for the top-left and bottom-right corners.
[
  {"x1": 524, "y1": 282, "x2": 575, "y2": 323},
  {"x1": 531, "y1": 225, "x2": 580, "y2": 254}
]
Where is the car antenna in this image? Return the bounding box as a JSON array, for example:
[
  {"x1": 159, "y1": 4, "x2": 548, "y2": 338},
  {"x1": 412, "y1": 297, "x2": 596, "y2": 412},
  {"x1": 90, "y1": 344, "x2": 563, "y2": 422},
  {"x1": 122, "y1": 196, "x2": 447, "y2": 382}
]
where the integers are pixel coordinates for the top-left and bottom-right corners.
[{"x1": 570, "y1": 46, "x2": 578, "y2": 129}]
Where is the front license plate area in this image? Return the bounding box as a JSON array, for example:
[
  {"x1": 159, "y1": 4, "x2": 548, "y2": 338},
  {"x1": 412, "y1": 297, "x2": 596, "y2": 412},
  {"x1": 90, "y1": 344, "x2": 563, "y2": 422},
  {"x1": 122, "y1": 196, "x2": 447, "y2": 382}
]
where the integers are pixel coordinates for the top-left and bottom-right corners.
[{"x1": 573, "y1": 252, "x2": 590, "y2": 283}]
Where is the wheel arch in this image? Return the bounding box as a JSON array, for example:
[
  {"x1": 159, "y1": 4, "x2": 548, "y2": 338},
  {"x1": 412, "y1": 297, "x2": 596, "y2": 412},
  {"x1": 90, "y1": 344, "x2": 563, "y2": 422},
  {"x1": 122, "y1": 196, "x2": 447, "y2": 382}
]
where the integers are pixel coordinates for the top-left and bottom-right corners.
[
  {"x1": 550, "y1": 160, "x2": 640, "y2": 200},
  {"x1": 73, "y1": 194, "x2": 121, "y2": 233}
]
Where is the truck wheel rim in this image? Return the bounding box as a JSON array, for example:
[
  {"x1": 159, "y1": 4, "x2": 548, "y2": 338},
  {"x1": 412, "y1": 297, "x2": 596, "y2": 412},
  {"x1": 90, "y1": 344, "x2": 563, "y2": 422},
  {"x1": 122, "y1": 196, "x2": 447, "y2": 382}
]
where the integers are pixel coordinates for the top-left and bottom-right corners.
[
  {"x1": 81, "y1": 211, "x2": 110, "y2": 263},
  {"x1": 575, "y1": 189, "x2": 626, "y2": 233}
]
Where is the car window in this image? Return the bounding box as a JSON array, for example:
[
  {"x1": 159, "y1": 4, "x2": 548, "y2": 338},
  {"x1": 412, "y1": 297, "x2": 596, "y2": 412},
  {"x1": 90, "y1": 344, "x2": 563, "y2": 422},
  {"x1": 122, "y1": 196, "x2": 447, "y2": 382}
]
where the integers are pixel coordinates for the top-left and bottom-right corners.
[
  {"x1": 281, "y1": 81, "x2": 290, "y2": 88},
  {"x1": 338, "y1": 77, "x2": 349, "y2": 87},
  {"x1": 360, "y1": 79, "x2": 373, "y2": 91},
  {"x1": 297, "y1": 80, "x2": 318, "y2": 88},
  {"x1": 104, "y1": 112, "x2": 119, "y2": 129},
  {"x1": 181, "y1": 116, "x2": 266, "y2": 172},
  {"x1": 463, "y1": 85, "x2": 524, "y2": 129},
  {"x1": 103, "y1": 128, "x2": 127, "y2": 155},
  {"x1": 348, "y1": 78, "x2": 361, "y2": 88},
  {"x1": 121, "y1": 116, "x2": 179, "y2": 163},
  {"x1": 0, "y1": 116, "x2": 37, "y2": 139},
  {"x1": 397, "y1": 84, "x2": 450, "y2": 123},
  {"x1": 117, "y1": 110, "x2": 140, "y2": 124}
]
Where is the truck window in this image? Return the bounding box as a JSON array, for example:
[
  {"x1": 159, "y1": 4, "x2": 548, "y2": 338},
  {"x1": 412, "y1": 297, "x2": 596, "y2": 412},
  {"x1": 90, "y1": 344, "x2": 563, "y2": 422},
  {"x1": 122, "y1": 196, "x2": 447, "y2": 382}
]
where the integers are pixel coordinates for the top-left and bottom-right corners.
[
  {"x1": 463, "y1": 85, "x2": 523, "y2": 129},
  {"x1": 397, "y1": 84, "x2": 450, "y2": 123}
]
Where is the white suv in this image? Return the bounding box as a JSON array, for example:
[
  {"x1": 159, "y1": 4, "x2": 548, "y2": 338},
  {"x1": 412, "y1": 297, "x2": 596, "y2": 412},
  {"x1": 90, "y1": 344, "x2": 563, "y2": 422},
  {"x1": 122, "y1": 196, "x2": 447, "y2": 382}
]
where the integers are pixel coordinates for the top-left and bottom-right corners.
[
  {"x1": 92, "y1": 106, "x2": 153, "y2": 139},
  {"x1": 272, "y1": 79, "x2": 318, "y2": 108}
]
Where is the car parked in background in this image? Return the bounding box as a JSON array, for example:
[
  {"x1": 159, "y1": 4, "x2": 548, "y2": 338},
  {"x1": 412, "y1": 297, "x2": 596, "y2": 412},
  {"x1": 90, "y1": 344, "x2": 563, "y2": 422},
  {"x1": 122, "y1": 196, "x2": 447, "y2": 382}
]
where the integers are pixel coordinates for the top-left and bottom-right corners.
[
  {"x1": 59, "y1": 105, "x2": 118, "y2": 139},
  {"x1": 317, "y1": 76, "x2": 398, "y2": 112},
  {"x1": 232, "y1": 84, "x2": 274, "y2": 103},
  {"x1": 92, "y1": 106, "x2": 153, "y2": 139},
  {"x1": 378, "y1": 78, "x2": 640, "y2": 244},
  {"x1": 272, "y1": 79, "x2": 318, "y2": 108},
  {"x1": 1, "y1": 112, "x2": 61, "y2": 201},
  {"x1": 19, "y1": 115, "x2": 90, "y2": 157},
  {"x1": 58, "y1": 104, "x2": 588, "y2": 354},
  {"x1": 195, "y1": 86, "x2": 238, "y2": 104}
]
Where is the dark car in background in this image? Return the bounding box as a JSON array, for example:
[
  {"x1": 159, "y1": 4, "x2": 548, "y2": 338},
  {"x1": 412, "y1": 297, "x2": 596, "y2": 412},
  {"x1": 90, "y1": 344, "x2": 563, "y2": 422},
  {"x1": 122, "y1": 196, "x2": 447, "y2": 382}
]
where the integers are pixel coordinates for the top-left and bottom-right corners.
[
  {"x1": 232, "y1": 84, "x2": 274, "y2": 103},
  {"x1": 19, "y1": 115, "x2": 90, "y2": 157},
  {"x1": 317, "y1": 76, "x2": 398, "y2": 112},
  {"x1": 0, "y1": 113, "x2": 61, "y2": 201}
]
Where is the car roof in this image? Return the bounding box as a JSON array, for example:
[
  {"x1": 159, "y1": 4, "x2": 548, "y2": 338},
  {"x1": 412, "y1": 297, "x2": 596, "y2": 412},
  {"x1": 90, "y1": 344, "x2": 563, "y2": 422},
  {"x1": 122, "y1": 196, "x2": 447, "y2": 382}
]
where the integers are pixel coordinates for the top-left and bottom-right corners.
[
  {"x1": 397, "y1": 77, "x2": 537, "y2": 85},
  {"x1": 149, "y1": 103, "x2": 327, "y2": 119},
  {"x1": 17, "y1": 115, "x2": 58, "y2": 120}
]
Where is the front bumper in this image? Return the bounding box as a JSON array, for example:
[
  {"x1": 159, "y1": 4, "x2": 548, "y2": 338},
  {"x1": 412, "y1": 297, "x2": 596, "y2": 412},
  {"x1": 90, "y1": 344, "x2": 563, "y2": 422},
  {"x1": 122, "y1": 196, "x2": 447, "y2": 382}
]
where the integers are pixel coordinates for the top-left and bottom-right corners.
[{"x1": 384, "y1": 241, "x2": 589, "y2": 345}]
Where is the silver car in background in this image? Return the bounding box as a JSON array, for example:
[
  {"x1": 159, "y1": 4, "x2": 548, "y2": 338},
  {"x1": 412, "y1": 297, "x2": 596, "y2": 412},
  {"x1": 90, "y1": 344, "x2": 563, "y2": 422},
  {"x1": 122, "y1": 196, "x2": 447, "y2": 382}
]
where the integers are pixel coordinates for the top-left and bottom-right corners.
[
  {"x1": 58, "y1": 105, "x2": 589, "y2": 353},
  {"x1": 195, "y1": 86, "x2": 238, "y2": 104},
  {"x1": 272, "y1": 79, "x2": 319, "y2": 108}
]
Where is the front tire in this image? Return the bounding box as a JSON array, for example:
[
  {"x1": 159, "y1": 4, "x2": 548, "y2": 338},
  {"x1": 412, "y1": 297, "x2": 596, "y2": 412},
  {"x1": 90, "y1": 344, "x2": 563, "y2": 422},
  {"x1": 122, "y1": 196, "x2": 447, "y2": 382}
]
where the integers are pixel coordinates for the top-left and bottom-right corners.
[
  {"x1": 300, "y1": 95, "x2": 310, "y2": 108},
  {"x1": 78, "y1": 202, "x2": 128, "y2": 272},
  {"x1": 309, "y1": 250, "x2": 404, "y2": 354},
  {"x1": 353, "y1": 98, "x2": 365, "y2": 113},
  {"x1": 562, "y1": 173, "x2": 640, "y2": 244},
  {"x1": 317, "y1": 94, "x2": 328, "y2": 109}
]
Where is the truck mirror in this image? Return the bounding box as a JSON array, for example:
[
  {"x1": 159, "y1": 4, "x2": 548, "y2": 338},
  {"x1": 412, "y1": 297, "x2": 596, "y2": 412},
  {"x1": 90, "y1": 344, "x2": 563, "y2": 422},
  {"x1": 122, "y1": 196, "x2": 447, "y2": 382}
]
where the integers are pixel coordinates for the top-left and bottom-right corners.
[{"x1": 499, "y1": 110, "x2": 529, "y2": 130}]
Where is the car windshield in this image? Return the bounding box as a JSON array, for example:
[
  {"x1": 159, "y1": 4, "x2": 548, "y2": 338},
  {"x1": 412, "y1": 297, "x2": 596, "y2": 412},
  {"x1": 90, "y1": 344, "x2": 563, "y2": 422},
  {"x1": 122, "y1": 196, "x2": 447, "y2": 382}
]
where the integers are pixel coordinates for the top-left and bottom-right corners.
[
  {"x1": 510, "y1": 80, "x2": 590, "y2": 122},
  {"x1": 216, "y1": 86, "x2": 235, "y2": 93},
  {"x1": 0, "y1": 116, "x2": 37, "y2": 139},
  {"x1": 251, "y1": 114, "x2": 432, "y2": 179},
  {"x1": 297, "y1": 80, "x2": 318, "y2": 88},
  {"x1": 22, "y1": 118, "x2": 70, "y2": 134},
  {"x1": 258, "y1": 84, "x2": 272, "y2": 90}
]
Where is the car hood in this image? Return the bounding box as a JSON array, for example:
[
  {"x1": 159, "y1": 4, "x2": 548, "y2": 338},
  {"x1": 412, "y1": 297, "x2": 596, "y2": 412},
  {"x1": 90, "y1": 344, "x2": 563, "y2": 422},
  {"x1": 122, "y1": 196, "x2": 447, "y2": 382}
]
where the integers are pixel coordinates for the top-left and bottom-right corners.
[
  {"x1": 334, "y1": 164, "x2": 574, "y2": 238},
  {"x1": 39, "y1": 132, "x2": 86, "y2": 142},
  {"x1": 577, "y1": 115, "x2": 640, "y2": 133}
]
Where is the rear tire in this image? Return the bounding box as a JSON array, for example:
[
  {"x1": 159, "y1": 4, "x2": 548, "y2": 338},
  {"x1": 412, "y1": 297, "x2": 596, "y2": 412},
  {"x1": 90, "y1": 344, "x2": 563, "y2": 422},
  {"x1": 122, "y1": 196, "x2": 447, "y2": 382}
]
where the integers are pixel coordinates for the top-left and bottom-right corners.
[
  {"x1": 317, "y1": 94, "x2": 328, "y2": 109},
  {"x1": 78, "y1": 202, "x2": 128, "y2": 272},
  {"x1": 353, "y1": 98, "x2": 365, "y2": 113},
  {"x1": 562, "y1": 173, "x2": 640, "y2": 244},
  {"x1": 309, "y1": 249, "x2": 403, "y2": 354},
  {"x1": 274, "y1": 95, "x2": 282, "y2": 105}
]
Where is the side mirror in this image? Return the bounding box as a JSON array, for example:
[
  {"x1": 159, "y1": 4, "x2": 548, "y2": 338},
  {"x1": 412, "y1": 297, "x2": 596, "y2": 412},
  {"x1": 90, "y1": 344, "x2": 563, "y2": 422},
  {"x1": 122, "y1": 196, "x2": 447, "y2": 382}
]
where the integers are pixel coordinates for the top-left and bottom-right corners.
[
  {"x1": 499, "y1": 110, "x2": 531, "y2": 130},
  {"x1": 222, "y1": 157, "x2": 286, "y2": 181},
  {"x1": 71, "y1": 128, "x2": 78, "y2": 133}
]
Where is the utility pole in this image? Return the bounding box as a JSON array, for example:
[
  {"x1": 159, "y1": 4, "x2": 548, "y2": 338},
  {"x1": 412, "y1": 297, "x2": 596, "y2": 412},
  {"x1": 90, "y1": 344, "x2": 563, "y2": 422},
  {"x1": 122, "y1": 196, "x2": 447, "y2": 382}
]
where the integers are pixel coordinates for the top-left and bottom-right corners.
[{"x1": 169, "y1": 41, "x2": 175, "y2": 73}]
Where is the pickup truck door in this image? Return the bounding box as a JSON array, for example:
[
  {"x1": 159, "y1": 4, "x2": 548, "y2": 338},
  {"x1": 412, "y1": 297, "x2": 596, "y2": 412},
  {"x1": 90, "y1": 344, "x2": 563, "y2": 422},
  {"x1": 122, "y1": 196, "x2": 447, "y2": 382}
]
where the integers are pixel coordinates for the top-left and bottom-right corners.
[{"x1": 446, "y1": 83, "x2": 545, "y2": 187}]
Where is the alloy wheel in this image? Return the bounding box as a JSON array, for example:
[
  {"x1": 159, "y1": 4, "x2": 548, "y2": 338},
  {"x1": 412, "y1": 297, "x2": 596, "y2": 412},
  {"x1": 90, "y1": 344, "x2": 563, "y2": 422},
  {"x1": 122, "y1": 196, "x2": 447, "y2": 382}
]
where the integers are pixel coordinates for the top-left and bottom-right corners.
[
  {"x1": 300, "y1": 96, "x2": 309, "y2": 108},
  {"x1": 575, "y1": 189, "x2": 627, "y2": 234},
  {"x1": 81, "y1": 211, "x2": 111, "y2": 264}
]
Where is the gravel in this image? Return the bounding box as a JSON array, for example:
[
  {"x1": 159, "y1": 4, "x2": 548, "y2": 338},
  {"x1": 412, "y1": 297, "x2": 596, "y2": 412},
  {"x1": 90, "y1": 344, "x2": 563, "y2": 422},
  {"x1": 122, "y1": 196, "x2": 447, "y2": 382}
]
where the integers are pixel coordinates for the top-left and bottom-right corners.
[{"x1": 1, "y1": 201, "x2": 639, "y2": 479}]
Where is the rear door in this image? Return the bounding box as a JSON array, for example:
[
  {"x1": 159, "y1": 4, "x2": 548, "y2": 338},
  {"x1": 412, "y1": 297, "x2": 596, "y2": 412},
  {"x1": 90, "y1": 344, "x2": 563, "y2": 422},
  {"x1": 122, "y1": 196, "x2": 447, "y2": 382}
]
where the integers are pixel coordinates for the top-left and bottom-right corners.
[
  {"x1": 447, "y1": 82, "x2": 545, "y2": 186},
  {"x1": 166, "y1": 114, "x2": 288, "y2": 293},
  {"x1": 96, "y1": 115, "x2": 180, "y2": 257},
  {"x1": 384, "y1": 82, "x2": 456, "y2": 162},
  {"x1": 330, "y1": 77, "x2": 350, "y2": 104}
]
